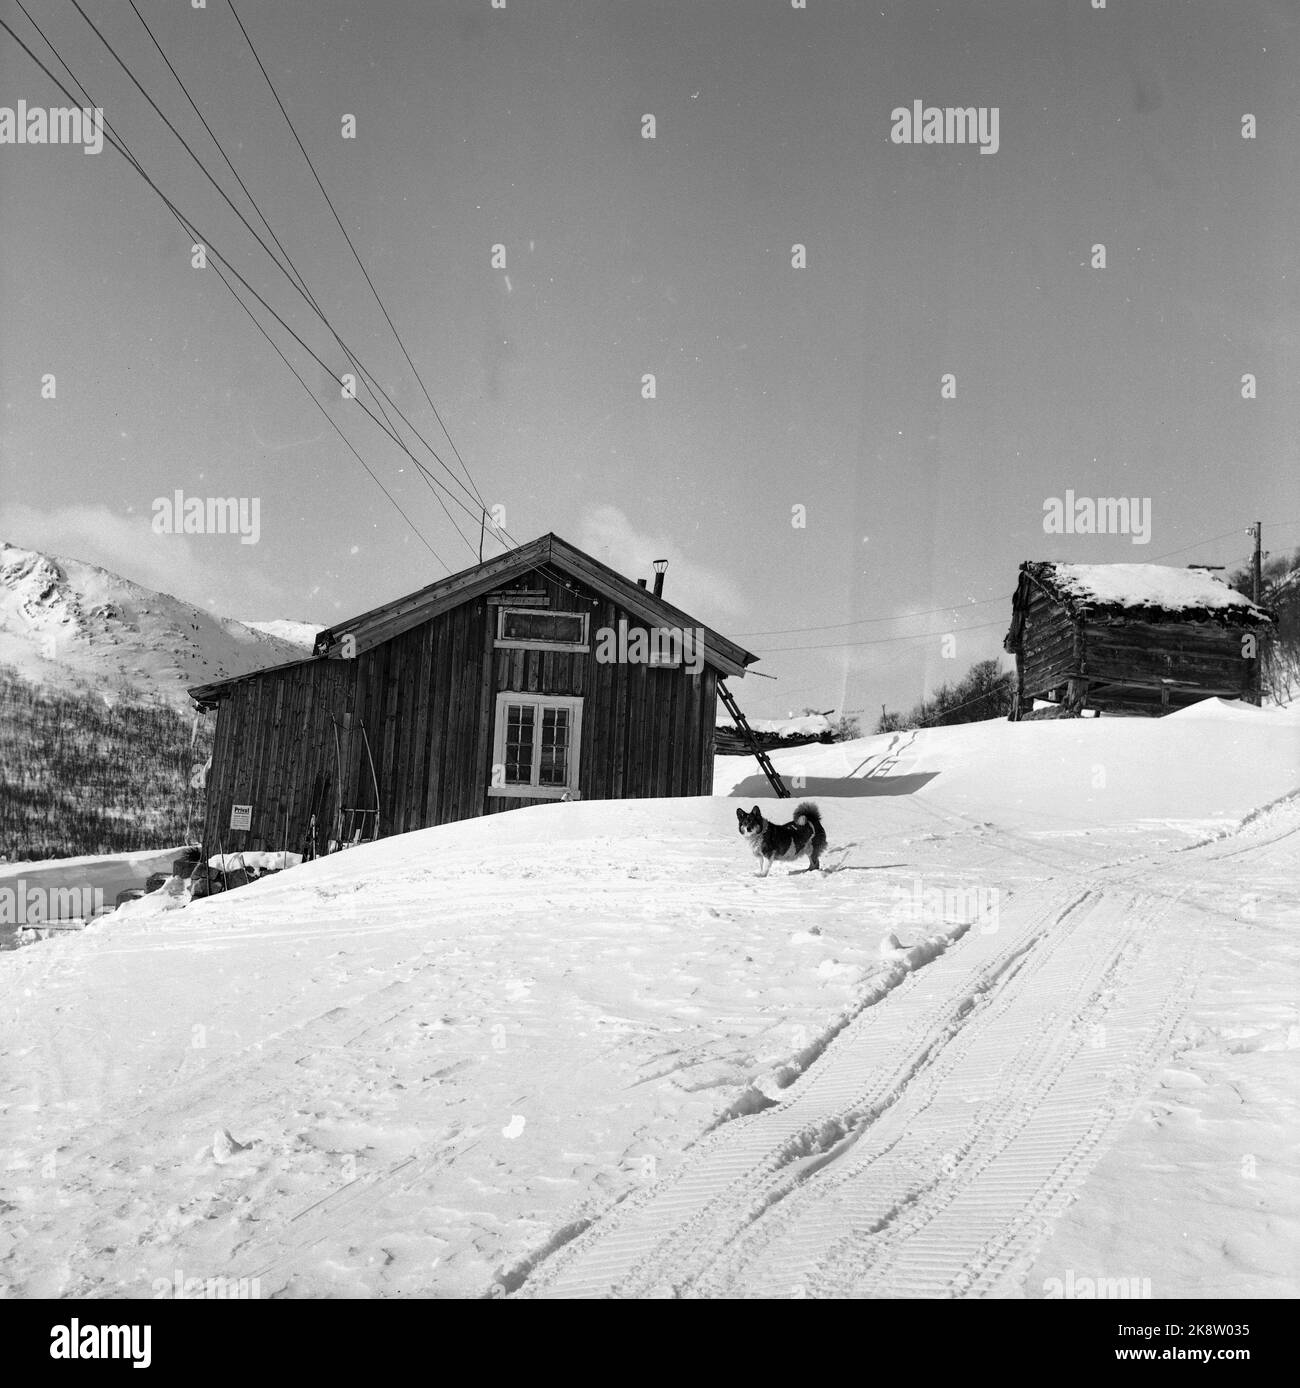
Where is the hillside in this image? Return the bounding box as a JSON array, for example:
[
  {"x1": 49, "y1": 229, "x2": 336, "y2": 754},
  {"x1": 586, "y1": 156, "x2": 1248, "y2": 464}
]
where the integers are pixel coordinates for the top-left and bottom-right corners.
[
  {"x1": 0, "y1": 666, "x2": 211, "y2": 863},
  {"x1": 0, "y1": 542, "x2": 315, "y2": 713},
  {"x1": 2, "y1": 700, "x2": 1295, "y2": 1298},
  {"x1": 0, "y1": 543, "x2": 322, "y2": 860}
]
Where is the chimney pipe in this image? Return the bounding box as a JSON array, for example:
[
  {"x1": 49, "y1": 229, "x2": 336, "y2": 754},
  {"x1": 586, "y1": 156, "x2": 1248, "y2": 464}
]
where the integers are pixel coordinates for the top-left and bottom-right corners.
[
  {"x1": 652, "y1": 558, "x2": 668, "y2": 598},
  {"x1": 637, "y1": 577, "x2": 647, "y2": 588}
]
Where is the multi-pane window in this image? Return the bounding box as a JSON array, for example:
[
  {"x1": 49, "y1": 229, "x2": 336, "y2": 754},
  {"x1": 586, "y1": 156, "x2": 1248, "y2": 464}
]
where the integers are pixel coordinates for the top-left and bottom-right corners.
[
  {"x1": 538, "y1": 705, "x2": 570, "y2": 785},
  {"x1": 504, "y1": 703, "x2": 536, "y2": 784},
  {"x1": 492, "y1": 694, "x2": 582, "y2": 797}
]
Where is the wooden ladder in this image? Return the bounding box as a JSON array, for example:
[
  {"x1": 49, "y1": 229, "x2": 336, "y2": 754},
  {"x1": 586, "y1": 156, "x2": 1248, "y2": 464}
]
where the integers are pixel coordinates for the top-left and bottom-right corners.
[{"x1": 717, "y1": 681, "x2": 790, "y2": 798}]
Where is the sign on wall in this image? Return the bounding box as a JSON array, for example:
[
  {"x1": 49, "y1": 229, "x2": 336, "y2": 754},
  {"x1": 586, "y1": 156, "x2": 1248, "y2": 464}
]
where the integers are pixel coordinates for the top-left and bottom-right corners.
[{"x1": 230, "y1": 805, "x2": 252, "y2": 831}]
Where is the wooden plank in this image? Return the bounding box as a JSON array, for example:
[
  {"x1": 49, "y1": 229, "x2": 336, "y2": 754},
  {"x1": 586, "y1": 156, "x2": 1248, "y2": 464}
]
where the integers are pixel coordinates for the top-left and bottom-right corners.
[
  {"x1": 582, "y1": 598, "x2": 609, "y2": 798},
  {"x1": 384, "y1": 641, "x2": 402, "y2": 831},
  {"x1": 476, "y1": 601, "x2": 497, "y2": 817},
  {"x1": 627, "y1": 657, "x2": 650, "y2": 798},
  {"x1": 485, "y1": 591, "x2": 548, "y2": 607},
  {"x1": 454, "y1": 602, "x2": 483, "y2": 821},
  {"x1": 679, "y1": 666, "x2": 700, "y2": 794},
  {"x1": 389, "y1": 629, "x2": 414, "y2": 835},
  {"x1": 443, "y1": 600, "x2": 469, "y2": 822},
  {"x1": 242, "y1": 682, "x2": 271, "y2": 848},
  {"x1": 652, "y1": 668, "x2": 674, "y2": 796},
  {"x1": 700, "y1": 670, "x2": 718, "y2": 791},
  {"x1": 610, "y1": 631, "x2": 628, "y2": 798},
  {"x1": 408, "y1": 623, "x2": 435, "y2": 835},
  {"x1": 281, "y1": 668, "x2": 308, "y2": 847},
  {"x1": 424, "y1": 614, "x2": 450, "y2": 826},
  {"x1": 673, "y1": 665, "x2": 692, "y2": 795}
]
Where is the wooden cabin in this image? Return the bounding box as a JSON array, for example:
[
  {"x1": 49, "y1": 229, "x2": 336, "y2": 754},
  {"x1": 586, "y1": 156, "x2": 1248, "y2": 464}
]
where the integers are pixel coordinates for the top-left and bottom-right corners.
[
  {"x1": 1004, "y1": 561, "x2": 1273, "y2": 719},
  {"x1": 189, "y1": 533, "x2": 757, "y2": 855}
]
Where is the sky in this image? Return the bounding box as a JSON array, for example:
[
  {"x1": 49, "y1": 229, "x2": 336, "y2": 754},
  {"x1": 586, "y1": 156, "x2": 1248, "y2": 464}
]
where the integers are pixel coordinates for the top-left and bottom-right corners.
[{"x1": 2, "y1": 0, "x2": 1298, "y2": 721}]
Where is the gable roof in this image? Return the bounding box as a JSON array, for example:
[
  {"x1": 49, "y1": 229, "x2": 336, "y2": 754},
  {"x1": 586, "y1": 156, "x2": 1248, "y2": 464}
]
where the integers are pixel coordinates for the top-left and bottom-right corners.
[
  {"x1": 1004, "y1": 560, "x2": 1273, "y2": 651},
  {"x1": 190, "y1": 533, "x2": 758, "y2": 706}
]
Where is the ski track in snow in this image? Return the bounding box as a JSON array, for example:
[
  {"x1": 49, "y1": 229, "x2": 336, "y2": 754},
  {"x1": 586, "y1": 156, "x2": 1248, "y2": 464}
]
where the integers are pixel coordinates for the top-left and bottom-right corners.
[
  {"x1": 2, "y1": 712, "x2": 1297, "y2": 1299},
  {"x1": 515, "y1": 874, "x2": 1191, "y2": 1298}
]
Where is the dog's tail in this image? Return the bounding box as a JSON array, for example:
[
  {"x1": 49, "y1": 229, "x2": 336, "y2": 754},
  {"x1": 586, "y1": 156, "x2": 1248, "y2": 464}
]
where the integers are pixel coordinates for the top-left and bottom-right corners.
[{"x1": 792, "y1": 801, "x2": 828, "y2": 851}]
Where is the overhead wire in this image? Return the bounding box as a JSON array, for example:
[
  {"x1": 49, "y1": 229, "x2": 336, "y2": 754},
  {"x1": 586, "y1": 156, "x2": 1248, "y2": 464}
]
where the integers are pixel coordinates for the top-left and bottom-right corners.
[
  {"x1": 746, "y1": 515, "x2": 1295, "y2": 648},
  {"x1": 3, "y1": 5, "x2": 447, "y2": 563},
  {"x1": 125, "y1": 0, "x2": 480, "y2": 557},
  {"x1": 64, "y1": 0, "x2": 489, "y2": 545},
  {"x1": 226, "y1": 0, "x2": 489, "y2": 521}
]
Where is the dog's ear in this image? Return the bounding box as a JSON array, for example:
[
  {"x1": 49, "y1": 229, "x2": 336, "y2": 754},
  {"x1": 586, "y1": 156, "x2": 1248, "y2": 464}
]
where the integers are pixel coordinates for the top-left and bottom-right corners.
[
  {"x1": 735, "y1": 807, "x2": 744, "y2": 821},
  {"x1": 751, "y1": 805, "x2": 761, "y2": 817}
]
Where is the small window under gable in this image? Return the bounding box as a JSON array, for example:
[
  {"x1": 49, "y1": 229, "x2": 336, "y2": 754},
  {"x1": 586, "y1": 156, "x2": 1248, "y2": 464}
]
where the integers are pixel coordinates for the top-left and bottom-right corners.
[{"x1": 496, "y1": 607, "x2": 589, "y2": 651}]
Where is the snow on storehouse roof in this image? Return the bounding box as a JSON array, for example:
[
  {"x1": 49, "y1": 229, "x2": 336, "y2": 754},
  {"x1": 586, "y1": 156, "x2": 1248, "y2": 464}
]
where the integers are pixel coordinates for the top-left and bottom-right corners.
[{"x1": 1012, "y1": 561, "x2": 1274, "y2": 629}]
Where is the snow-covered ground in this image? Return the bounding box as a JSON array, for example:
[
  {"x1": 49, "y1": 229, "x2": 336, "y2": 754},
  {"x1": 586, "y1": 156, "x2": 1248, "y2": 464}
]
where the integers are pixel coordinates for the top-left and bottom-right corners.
[
  {"x1": 0, "y1": 845, "x2": 184, "y2": 948},
  {"x1": 1, "y1": 700, "x2": 1296, "y2": 1298}
]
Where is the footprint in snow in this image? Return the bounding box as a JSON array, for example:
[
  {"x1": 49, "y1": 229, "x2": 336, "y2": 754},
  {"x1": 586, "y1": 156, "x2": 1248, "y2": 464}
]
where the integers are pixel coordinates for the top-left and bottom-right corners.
[{"x1": 212, "y1": 1128, "x2": 252, "y2": 1164}]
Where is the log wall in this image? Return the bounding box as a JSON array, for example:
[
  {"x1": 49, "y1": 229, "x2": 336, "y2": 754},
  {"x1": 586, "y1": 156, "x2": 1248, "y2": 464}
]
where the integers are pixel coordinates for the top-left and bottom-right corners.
[{"x1": 1014, "y1": 584, "x2": 1260, "y2": 715}]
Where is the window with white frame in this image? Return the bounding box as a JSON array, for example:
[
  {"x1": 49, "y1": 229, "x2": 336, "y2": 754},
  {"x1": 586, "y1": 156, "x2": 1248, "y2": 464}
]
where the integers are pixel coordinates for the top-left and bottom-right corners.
[
  {"x1": 495, "y1": 607, "x2": 589, "y2": 651},
  {"x1": 490, "y1": 693, "x2": 582, "y2": 798}
]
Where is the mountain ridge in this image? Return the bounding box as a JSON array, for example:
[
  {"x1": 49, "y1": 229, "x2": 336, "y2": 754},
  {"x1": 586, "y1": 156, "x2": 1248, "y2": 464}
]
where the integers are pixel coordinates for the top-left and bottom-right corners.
[{"x1": 0, "y1": 540, "x2": 320, "y2": 712}]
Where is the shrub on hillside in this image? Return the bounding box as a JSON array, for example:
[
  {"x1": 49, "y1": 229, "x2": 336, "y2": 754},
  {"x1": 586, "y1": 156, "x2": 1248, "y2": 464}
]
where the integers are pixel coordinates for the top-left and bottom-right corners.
[
  {"x1": 875, "y1": 658, "x2": 1014, "y2": 733},
  {"x1": 0, "y1": 665, "x2": 211, "y2": 860}
]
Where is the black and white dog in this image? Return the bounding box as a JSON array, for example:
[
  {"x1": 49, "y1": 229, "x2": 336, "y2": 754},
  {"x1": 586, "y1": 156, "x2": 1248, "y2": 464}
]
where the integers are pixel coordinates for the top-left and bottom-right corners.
[{"x1": 736, "y1": 802, "x2": 827, "y2": 876}]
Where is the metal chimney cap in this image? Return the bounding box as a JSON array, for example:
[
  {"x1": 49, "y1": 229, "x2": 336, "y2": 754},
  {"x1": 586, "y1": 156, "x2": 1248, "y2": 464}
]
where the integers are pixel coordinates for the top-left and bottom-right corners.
[{"x1": 652, "y1": 558, "x2": 669, "y2": 573}]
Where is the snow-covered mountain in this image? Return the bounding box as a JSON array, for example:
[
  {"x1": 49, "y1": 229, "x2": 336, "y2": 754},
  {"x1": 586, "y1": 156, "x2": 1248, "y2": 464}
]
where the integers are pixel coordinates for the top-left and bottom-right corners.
[
  {"x1": 238, "y1": 618, "x2": 321, "y2": 650},
  {"x1": 0, "y1": 542, "x2": 320, "y2": 710}
]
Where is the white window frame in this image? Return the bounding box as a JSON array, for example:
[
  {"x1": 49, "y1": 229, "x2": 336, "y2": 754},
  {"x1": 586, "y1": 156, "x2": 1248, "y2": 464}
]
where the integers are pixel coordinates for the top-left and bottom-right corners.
[
  {"x1": 495, "y1": 606, "x2": 589, "y2": 652},
  {"x1": 489, "y1": 693, "x2": 583, "y2": 799}
]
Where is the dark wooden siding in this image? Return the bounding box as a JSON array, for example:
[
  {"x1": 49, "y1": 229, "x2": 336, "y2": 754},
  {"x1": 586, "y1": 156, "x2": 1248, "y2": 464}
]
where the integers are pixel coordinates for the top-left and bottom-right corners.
[
  {"x1": 1080, "y1": 618, "x2": 1258, "y2": 710},
  {"x1": 1015, "y1": 584, "x2": 1261, "y2": 716},
  {"x1": 1017, "y1": 588, "x2": 1079, "y2": 705},
  {"x1": 202, "y1": 566, "x2": 725, "y2": 851}
]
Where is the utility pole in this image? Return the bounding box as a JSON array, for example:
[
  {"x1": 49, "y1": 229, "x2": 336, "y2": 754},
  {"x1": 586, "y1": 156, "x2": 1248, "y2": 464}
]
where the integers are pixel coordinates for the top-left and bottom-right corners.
[{"x1": 1249, "y1": 521, "x2": 1262, "y2": 602}]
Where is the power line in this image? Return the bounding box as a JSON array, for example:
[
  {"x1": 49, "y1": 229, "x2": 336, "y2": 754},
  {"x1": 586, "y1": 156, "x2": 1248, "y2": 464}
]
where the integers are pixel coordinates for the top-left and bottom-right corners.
[
  {"x1": 65, "y1": 0, "x2": 489, "y2": 543},
  {"x1": 125, "y1": 0, "x2": 480, "y2": 560},
  {"x1": 211, "y1": 258, "x2": 446, "y2": 567},
  {"x1": 4, "y1": 9, "x2": 585, "y2": 614},
  {"x1": 226, "y1": 0, "x2": 490, "y2": 519},
  {"x1": 1147, "y1": 526, "x2": 1248, "y2": 563},
  {"x1": 734, "y1": 594, "x2": 1005, "y2": 638},
  {"x1": 755, "y1": 618, "x2": 1007, "y2": 655},
  {"x1": 3, "y1": 7, "x2": 448, "y2": 563},
  {"x1": 124, "y1": 0, "x2": 313, "y2": 304},
  {"x1": 744, "y1": 516, "x2": 1299, "y2": 646}
]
